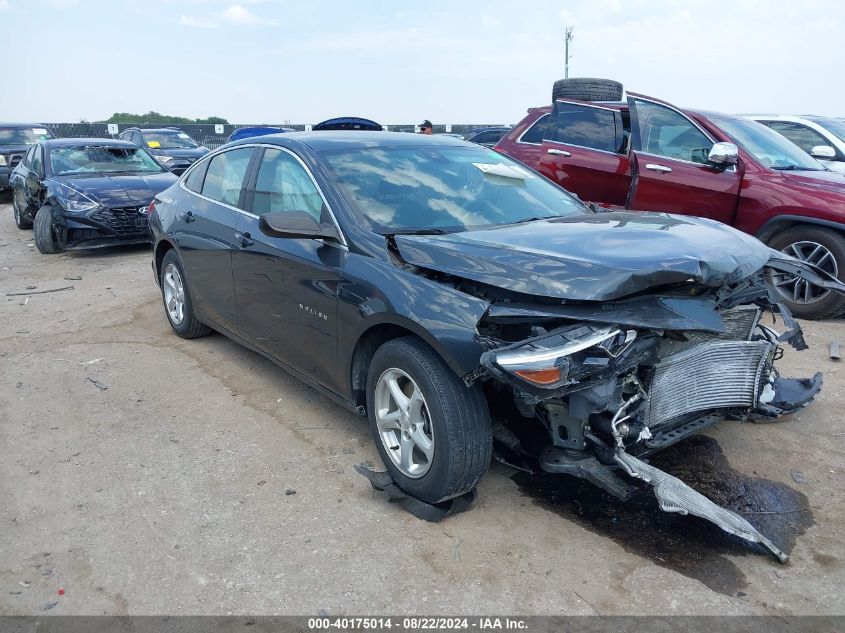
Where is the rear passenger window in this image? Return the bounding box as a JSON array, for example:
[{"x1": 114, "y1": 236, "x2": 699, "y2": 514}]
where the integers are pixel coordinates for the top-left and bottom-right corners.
[
  {"x1": 549, "y1": 104, "x2": 620, "y2": 153},
  {"x1": 183, "y1": 159, "x2": 208, "y2": 192},
  {"x1": 252, "y1": 148, "x2": 324, "y2": 221},
  {"x1": 520, "y1": 114, "x2": 549, "y2": 144},
  {"x1": 201, "y1": 148, "x2": 254, "y2": 207}
]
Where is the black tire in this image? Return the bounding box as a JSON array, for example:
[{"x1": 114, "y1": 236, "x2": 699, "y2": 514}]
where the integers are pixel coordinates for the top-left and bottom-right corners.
[
  {"x1": 366, "y1": 336, "x2": 492, "y2": 503},
  {"x1": 159, "y1": 249, "x2": 212, "y2": 338},
  {"x1": 552, "y1": 77, "x2": 623, "y2": 102},
  {"x1": 767, "y1": 225, "x2": 845, "y2": 319},
  {"x1": 34, "y1": 205, "x2": 61, "y2": 254},
  {"x1": 12, "y1": 191, "x2": 33, "y2": 230}
]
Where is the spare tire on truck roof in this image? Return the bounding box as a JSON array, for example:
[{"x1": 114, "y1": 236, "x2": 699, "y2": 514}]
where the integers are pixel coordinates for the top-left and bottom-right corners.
[{"x1": 552, "y1": 78, "x2": 623, "y2": 102}]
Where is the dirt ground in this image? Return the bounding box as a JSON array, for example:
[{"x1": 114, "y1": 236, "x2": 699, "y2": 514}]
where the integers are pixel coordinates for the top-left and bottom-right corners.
[{"x1": 1, "y1": 196, "x2": 844, "y2": 616}]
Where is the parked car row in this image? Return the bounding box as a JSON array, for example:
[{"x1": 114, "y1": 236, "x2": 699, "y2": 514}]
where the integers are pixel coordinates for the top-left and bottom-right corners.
[
  {"x1": 494, "y1": 81, "x2": 845, "y2": 319},
  {"x1": 3, "y1": 81, "x2": 845, "y2": 561}
]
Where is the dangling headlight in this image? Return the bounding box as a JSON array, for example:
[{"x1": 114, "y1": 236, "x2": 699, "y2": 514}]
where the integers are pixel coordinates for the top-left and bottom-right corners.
[
  {"x1": 487, "y1": 325, "x2": 637, "y2": 388},
  {"x1": 56, "y1": 184, "x2": 101, "y2": 214}
]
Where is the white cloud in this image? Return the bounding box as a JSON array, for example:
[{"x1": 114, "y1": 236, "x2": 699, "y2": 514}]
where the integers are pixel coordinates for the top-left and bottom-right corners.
[
  {"x1": 481, "y1": 15, "x2": 500, "y2": 27},
  {"x1": 180, "y1": 3, "x2": 277, "y2": 28},
  {"x1": 0, "y1": 0, "x2": 9, "y2": 9}
]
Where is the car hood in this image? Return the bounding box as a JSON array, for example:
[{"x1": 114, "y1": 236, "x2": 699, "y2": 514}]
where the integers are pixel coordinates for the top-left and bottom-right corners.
[
  {"x1": 0, "y1": 144, "x2": 31, "y2": 155},
  {"x1": 779, "y1": 169, "x2": 845, "y2": 192},
  {"x1": 52, "y1": 172, "x2": 178, "y2": 207},
  {"x1": 152, "y1": 147, "x2": 209, "y2": 159},
  {"x1": 394, "y1": 212, "x2": 773, "y2": 301}
]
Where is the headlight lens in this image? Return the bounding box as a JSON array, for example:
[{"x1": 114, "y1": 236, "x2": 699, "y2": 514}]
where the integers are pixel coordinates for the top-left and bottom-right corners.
[
  {"x1": 58, "y1": 187, "x2": 101, "y2": 214},
  {"x1": 155, "y1": 155, "x2": 174, "y2": 164},
  {"x1": 491, "y1": 325, "x2": 637, "y2": 388},
  {"x1": 0, "y1": 155, "x2": 7, "y2": 166}
]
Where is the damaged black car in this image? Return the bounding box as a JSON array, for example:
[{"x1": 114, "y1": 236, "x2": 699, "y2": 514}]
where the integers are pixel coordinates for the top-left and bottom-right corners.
[
  {"x1": 9, "y1": 138, "x2": 177, "y2": 253},
  {"x1": 150, "y1": 133, "x2": 845, "y2": 561}
]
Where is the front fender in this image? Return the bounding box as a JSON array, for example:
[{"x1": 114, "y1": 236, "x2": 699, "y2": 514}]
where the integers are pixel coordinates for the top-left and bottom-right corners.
[{"x1": 338, "y1": 254, "x2": 490, "y2": 382}]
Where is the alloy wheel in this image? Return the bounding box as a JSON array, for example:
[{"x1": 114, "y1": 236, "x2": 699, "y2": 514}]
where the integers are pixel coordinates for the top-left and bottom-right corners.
[
  {"x1": 772, "y1": 240, "x2": 838, "y2": 305},
  {"x1": 163, "y1": 263, "x2": 186, "y2": 325},
  {"x1": 374, "y1": 368, "x2": 435, "y2": 478}
]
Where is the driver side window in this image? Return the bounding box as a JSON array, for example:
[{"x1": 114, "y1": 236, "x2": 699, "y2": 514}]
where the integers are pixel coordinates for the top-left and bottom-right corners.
[
  {"x1": 252, "y1": 148, "x2": 324, "y2": 221},
  {"x1": 30, "y1": 146, "x2": 43, "y2": 175},
  {"x1": 634, "y1": 100, "x2": 712, "y2": 164}
]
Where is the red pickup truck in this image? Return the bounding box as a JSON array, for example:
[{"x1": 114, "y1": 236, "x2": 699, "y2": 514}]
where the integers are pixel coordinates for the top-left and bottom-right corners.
[{"x1": 496, "y1": 90, "x2": 845, "y2": 319}]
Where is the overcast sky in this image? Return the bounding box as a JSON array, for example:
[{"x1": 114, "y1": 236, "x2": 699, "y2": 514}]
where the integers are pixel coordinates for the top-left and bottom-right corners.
[{"x1": 1, "y1": 0, "x2": 843, "y2": 124}]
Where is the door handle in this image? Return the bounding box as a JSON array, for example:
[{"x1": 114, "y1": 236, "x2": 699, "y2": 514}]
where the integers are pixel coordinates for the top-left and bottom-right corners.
[
  {"x1": 180, "y1": 210, "x2": 195, "y2": 223},
  {"x1": 547, "y1": 148, "x2": 572, "y2": 157},
  {"x1": 235, "y1": 231, "x2": 254, "y2": 247},
  {"x1": 645, "y1": 163, "x2": 672, "y2": 173}
]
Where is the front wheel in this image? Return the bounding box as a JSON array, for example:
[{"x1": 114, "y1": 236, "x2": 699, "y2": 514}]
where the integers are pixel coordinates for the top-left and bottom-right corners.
[
  {"x1": 34, "y1": 205, "x2": 62, "y2": 254},
  {"x1": 366, "y1": 337, "x2": 492, "y2": 504},
  {"x1": 768, "y1": 225, "x2": 845, "y2": 319}
]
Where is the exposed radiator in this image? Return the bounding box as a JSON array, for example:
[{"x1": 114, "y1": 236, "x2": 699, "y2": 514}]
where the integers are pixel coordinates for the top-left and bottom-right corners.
[
  {"x1": 658, "y1": 305, "x2": 761, "y2": 356},
  {"x1": 645, "y1": 340, "x2": 773, "y2": 428}
]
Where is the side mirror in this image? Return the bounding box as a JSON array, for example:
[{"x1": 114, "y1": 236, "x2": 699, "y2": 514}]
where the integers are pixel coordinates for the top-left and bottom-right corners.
[
  {"x1": 259, "y1": 210, "x2": 340, "y2": 242},
  {"x1": 708, "y1": 142, "x2": 739, "y2": 167},
  {"x1": 811, "y1": 145, "x2": 836, "y2": 159}
]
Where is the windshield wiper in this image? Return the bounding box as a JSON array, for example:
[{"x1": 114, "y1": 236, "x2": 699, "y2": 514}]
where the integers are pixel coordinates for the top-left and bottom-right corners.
[
  {"x1": 381, "y1": 228, "x2": 452, "y2": 236},
  {"x1": 772, "y1": 165, "x2": 825, "y2": 171}
]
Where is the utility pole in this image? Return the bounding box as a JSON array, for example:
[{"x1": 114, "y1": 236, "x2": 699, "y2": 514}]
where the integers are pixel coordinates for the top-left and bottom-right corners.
[{"x1": 564, "y1": 26, "x2": 574, "y2": 78}]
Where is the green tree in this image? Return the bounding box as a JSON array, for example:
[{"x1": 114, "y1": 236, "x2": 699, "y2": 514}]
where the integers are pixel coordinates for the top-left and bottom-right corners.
[{"x1": 102, "y1": 111, "x2": 229, "y2": 125}]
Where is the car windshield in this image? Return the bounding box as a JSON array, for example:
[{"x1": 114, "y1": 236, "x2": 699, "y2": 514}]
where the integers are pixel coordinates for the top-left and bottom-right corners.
[
  {"x1": 322, "y1": 145, "x2": 586, "y2": 233},
  {"x1": 0, "y1": 126, "x2": 54, "y2": 145},
  {"x1": 49, "y1": 145, "x2": 165, "y2": 176},
  {"x1": 806, "y1": 116, "x2": 845, "y2": 143},
  {"x1": 142, "y1": 131, "x2": 199, "y2": 149},
  {"x1": 711, "y1": 116, "x2": 824, "y2": 171}
]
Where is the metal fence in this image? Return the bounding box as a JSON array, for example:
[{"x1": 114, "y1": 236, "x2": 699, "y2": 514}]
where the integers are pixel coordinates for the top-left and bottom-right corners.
[{"x1": 42, "y1": 122, "x2": 510, "y2": 148}]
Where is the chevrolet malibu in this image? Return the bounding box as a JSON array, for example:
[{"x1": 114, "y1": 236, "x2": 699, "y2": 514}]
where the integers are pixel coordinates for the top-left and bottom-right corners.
[{"x1": 150, "y1": 132, "x2": 844, "y2": 561}]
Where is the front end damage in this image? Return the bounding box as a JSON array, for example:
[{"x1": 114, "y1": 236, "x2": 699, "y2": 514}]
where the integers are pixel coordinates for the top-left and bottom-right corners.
[{"x1": 472, "y1": 262, "x2": 838, "y2": 563}]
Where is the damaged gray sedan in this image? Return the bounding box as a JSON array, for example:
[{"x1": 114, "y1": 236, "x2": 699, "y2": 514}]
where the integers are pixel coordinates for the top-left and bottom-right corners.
[{"x1": 151, "y1": 133, "x2": 845, "y2": 562}]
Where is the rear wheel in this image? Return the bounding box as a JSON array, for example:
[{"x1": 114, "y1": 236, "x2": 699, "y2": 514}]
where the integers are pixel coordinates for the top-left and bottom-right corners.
[
  {"x1": 12, "y1": 190, "x2": 33, "y2": 229},
  {"x1": 768, "y1": 225, "x2": 845, "y2": 319},
  {"x1": 552, "y1": 77, "x2": 623, "y2": 102},
  {"x1": 366, "y1": 337, "x2": 492, "y2": 504},
  {"x1": 34, "y1": 205, "x2": 61, "y2": 254},
  {"x1": 160, "y1": 249, "x2": 212, "y2": 338}
]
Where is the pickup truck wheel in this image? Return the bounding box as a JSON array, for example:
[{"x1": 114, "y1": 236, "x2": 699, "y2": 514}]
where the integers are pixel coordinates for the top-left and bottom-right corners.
[
  {"x1": 366, "y1": 337, "x2": 492, "y2": 504},
  {"x1": 33, "y1": 205, "x2": 62, "y2": 254},
  {"x1": 552, "y1": 77, "x2": 623, "y2": 102},
  {"x1": 159, "y1": 250, "x2": 212, "y2": 338},
  {"x1": 12, "y1": 192, "x2": 33, "y2": 230},
  {"x1": 768, "y1": 226, "x2": 845, "y2": 319}
]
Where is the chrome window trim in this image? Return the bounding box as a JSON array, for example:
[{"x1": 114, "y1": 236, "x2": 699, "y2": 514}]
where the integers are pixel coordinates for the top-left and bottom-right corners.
[
  {"x1": 544, "y1": 138, "x2": 624, "y2": 157},
  {"x1": 178, "y1": 143, "x2": 348, "y2": 248},
  {"x1": 635, "y1": 150, "x2": 737, "y2": 172},
  {"x1": 516, "y1": 113, "x2": 551, "y2": 145}
]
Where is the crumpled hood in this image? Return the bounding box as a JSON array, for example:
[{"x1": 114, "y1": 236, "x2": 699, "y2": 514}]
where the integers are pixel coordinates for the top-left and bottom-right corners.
[
  {"x1": 395, "y1": 212, "x2": 773, "y2": 301},
  {"x1": 52, "y1": 172, "x2": 177, "y2": 208}
]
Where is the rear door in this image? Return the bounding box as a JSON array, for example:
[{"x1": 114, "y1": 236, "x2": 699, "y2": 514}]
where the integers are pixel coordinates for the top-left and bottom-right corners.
[
  {"x1": 233, "y1": 146, "x2": 345, "y2": 392},
  {"x1": 627, "y1": 93, "x2": 741, "y2": 224},
  {"x1": 538, "y1": 100, "x2": 631, "y2": 206},
  {"x1": 174, "y1": 146, "x2": 256, "y2": 334}
]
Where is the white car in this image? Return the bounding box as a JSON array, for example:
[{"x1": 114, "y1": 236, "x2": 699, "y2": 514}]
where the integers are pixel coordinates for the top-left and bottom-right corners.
[{"x1": 746, "y1": 114, "x2": 845, "y2": 173}]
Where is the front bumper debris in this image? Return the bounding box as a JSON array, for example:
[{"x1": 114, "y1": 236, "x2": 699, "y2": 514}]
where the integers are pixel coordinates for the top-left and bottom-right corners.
[{"x1": 615, "y1": 450, "x2": 788, "y2": 563}]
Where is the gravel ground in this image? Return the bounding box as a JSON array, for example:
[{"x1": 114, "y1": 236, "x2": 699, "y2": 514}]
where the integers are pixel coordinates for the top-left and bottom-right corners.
[{"x1": 1, "y1": 197, "x2": 844, "y2": 616}]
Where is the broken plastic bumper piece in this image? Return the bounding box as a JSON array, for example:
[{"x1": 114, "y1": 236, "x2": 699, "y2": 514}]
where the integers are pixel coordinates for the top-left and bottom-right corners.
[{"x1": 615, "y1": 450, "x2": 788, "y2": 563}]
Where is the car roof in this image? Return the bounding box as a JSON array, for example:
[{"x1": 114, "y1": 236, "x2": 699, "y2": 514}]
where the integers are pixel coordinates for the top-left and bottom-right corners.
[
  {"x1": 0, "y1": 122, "x2": 50, "y2": 128},
  {"x1": 135, "y1": 128, "x2": 185, "y2": 133},
  {"x1": 42, "y1": 137, "x2": 137, "y2": 148},
  {"x1": 227, "y1": 130, "x2": 470, "y2": 151}
]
